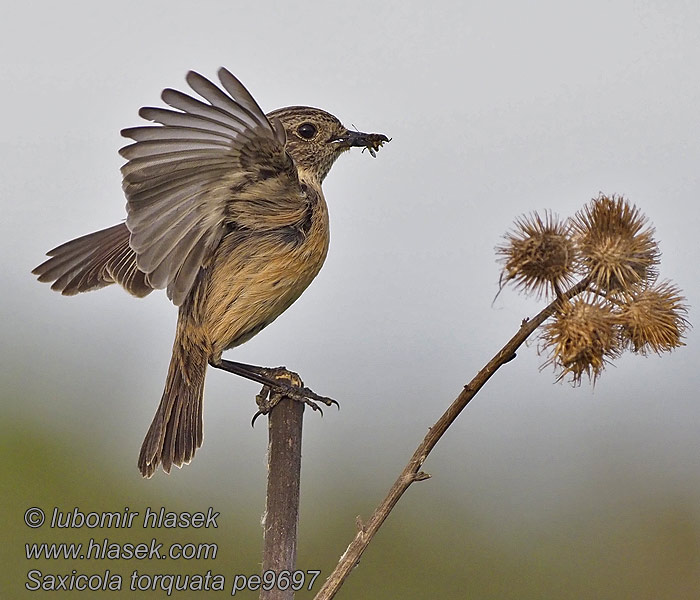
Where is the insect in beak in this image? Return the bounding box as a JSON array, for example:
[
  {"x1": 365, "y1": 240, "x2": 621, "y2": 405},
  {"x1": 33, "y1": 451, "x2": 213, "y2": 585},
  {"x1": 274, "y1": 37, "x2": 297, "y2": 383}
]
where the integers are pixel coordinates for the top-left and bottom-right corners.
[{"x1": 333, "y1": 131, "x2": 390, "y2": 157}]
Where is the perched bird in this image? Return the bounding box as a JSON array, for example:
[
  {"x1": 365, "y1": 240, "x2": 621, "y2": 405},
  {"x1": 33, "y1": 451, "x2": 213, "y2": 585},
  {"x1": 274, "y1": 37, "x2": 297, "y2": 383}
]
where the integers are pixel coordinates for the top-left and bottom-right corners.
[{"x1": 33, "y1": 68, "x2": 389, "y2": 477}]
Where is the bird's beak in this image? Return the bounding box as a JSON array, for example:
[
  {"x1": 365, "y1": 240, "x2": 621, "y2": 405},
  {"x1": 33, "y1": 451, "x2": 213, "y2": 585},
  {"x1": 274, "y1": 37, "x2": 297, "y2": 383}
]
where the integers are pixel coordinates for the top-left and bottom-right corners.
[{"x1": 332, "y1": 130, "x2": 390, "y2": 157}]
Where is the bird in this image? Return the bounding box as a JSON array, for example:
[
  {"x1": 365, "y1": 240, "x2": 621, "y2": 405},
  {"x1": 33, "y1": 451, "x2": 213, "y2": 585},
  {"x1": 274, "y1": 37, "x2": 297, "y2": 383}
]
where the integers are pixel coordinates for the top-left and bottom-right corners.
[{"x1": 33, "y1": 67, "x2": 389, "y2": 478}]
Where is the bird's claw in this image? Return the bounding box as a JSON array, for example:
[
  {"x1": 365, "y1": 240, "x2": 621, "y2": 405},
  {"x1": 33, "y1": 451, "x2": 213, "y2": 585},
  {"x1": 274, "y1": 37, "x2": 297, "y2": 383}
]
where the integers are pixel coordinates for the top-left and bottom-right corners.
[{"x1": 250, "y1": 367, "x2": 339, "y2": 426}]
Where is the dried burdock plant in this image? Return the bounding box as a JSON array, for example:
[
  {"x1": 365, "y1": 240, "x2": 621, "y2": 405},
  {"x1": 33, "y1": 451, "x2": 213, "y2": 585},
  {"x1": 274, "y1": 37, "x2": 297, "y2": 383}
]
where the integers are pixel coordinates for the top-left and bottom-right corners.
[
  {"x1": 618, "y1": 280, "x2": 689, "y2": 355},
  {"x1": 571, "y1": 193, "x2": 659, "y2": 295},
  {"x1": 540, "y1": 296, "x2": 621, "y2": 384},
  {"x1": 497, "y1": 211, "x2": 576, "y2": 298},
  {"x1": 498, "y1": 193, "x2": 689, "y2": 384}
]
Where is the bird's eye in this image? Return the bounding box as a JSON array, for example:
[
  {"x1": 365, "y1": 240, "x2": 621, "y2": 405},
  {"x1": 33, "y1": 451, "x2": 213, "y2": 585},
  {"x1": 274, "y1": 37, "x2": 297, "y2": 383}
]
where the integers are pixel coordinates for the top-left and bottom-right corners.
[{"x1": 297, "y1": 123, "x2": 317, "y2": 139}]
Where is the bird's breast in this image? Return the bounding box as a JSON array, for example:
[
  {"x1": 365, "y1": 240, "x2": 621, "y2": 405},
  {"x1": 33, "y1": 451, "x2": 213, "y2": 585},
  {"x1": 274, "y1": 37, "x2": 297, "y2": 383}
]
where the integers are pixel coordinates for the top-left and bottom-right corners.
[{"x1": 197, "y1": 187, "x2": 330, "y2": 355}]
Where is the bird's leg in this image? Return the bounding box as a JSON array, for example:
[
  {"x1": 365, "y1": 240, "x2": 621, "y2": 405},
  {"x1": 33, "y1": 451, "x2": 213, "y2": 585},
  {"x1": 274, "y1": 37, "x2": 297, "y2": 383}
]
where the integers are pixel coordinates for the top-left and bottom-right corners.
[{"x1": 209, "y1": 359, "x2": 339, "y2": 424}]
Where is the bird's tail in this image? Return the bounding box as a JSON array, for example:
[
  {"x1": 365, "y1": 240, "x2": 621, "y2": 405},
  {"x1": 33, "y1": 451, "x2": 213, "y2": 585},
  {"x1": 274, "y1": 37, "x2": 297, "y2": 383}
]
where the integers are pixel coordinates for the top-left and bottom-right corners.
[
  {"x1": 32, "y1": 222, "x2": 153, "y2": 298},
  {"x1": 138, "y1": 320, "x2": 209, "y2": 478}
]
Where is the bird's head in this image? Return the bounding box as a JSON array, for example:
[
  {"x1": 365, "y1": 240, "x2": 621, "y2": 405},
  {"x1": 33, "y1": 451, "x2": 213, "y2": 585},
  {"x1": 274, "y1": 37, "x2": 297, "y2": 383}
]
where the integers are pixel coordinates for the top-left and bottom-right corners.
[{"x1": 267, "y1": 106, "x2": 389, "y2": 183}]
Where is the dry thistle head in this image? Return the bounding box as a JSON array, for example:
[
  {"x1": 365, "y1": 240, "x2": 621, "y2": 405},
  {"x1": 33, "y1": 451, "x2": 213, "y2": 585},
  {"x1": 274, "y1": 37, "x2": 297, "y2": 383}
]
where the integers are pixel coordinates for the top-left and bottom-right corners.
[
  {"x1": 540, "y1": 296, "x2": 621, "y2": 384},
  {"x1": 619, "y1": 281, "x2": 690, "y2": 354},
  {"x1": 497, "y1": 211, "x2": 576, "y2": 298},
  {"x1": 571, "y1": 194, "x2": 659, "y2": 295}
]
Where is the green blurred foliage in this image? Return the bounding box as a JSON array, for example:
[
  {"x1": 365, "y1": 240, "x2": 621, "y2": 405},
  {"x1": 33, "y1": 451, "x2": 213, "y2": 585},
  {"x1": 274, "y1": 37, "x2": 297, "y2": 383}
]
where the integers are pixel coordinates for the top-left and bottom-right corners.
[{"x1": 3, "y1": 413, "x2": 699, "y2": 599}]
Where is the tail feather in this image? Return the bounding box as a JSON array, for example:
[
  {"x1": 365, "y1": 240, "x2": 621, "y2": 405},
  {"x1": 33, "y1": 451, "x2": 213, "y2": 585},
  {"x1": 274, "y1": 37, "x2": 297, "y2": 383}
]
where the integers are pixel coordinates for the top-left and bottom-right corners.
[
  {"x1": 32, "y1": 223, "x2": 153, "y2": 298},
  {"x1": 138, "y1": 337, "x2": 207, "y2": 478}
]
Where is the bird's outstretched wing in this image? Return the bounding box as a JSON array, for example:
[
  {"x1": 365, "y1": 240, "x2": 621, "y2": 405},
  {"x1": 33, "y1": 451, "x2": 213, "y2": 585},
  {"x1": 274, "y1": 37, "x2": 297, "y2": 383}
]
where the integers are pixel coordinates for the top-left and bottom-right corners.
[{"x1": 120, "y1": 68, "x2": 305, "y2": 305}]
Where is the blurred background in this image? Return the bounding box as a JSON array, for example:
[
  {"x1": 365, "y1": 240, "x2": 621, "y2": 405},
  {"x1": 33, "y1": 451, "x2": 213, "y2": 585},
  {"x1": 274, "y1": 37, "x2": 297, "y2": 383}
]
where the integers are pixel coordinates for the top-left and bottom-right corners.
[{"x1": 2, "y1": 1, "x2": 699, "y2": 598}]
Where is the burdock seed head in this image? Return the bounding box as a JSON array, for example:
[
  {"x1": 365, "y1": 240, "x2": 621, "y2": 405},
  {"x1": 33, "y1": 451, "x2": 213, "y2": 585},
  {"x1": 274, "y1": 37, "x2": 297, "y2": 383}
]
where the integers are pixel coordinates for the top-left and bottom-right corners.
[
  {"x1": 571, "y1": 194, "x2": 659, "y2": 295},
  {"x1": 497, "y1": 211, "x2": 577, "y2": 298},
  {"x1": 540, "y1": 296, "x2": 621, "y2": 385},
  {"x1": 619, "y1": 281, "x2": 690, "y2": 355}
]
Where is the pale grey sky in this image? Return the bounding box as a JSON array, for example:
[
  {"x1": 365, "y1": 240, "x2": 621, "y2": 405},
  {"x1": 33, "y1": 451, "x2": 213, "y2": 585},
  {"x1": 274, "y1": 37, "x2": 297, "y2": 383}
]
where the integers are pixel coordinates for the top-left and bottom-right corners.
[{"x1": 2, "y1": 0, "x2": 699, "y2": 539}]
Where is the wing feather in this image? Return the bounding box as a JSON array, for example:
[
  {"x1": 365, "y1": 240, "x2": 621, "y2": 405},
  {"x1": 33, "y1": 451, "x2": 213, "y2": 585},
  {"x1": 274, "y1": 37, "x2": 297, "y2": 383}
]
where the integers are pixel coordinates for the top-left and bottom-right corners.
[
  {"x1": 186, "y1": 71, "x2": 266, "y2": 128},
  {"x1": 161, "y1": 88, "x2": 261, "y2": 133},
  {"x1": 217, "y1": 68, "x2": 273, "y2": 130},
  {"x1": 137, "y1": 107, "x2": 248, "y2": 138},
  {"x1": 121, "y1": 125, "x2": 236, "y2": 144},
  {"x1": 147, "y1": 224, "x2": 211, "y2": 291},
  {"x1": 131, "y1": 198, "x2": 204, "y2": 263},
  {"x1": 120, "y1": 138, "x2": 231, "y2": 160},
  {"x1": 126, "y1": 175, "x2": 219, "y2": 212}
]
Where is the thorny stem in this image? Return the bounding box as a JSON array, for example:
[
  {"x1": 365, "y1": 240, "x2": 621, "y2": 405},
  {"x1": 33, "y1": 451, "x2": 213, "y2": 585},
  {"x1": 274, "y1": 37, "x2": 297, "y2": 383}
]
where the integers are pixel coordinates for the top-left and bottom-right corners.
[{"x1": 313, "y1": 277, "x2": 591, "y2": 600}]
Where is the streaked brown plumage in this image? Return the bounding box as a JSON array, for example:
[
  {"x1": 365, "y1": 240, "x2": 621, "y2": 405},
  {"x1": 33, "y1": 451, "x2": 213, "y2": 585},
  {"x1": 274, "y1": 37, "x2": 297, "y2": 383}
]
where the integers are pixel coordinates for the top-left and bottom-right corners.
[{"x1": 33, "y1": 68, "x2": 388, "y2": 477}]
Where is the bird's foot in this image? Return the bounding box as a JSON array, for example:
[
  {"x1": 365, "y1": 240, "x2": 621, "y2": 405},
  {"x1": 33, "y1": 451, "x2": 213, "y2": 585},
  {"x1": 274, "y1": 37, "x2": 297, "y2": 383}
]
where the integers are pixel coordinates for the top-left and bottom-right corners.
[{"x1": 251, "y1": 366, "x2": 339, "y2": 426}]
